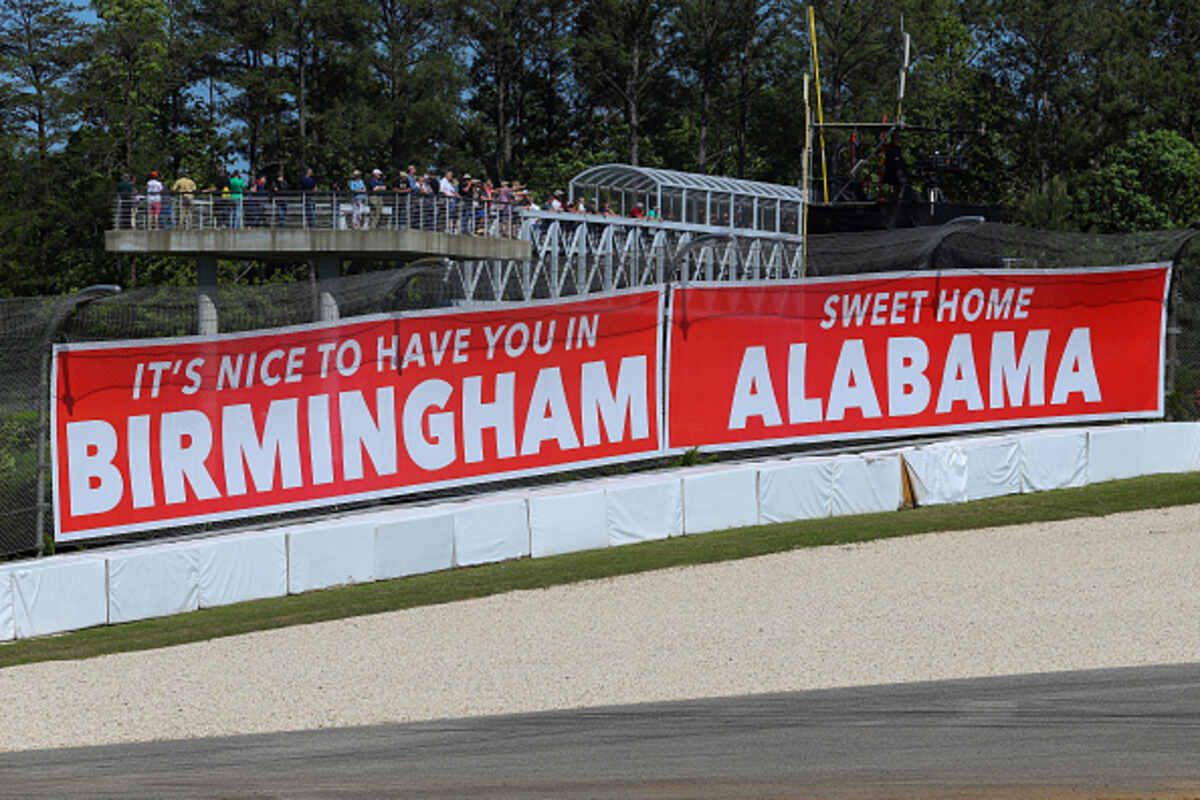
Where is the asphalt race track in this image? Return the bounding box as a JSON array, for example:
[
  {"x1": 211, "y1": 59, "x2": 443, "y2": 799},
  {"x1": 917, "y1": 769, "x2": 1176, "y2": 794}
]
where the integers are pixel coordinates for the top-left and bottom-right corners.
[{"x1": 2, "y1": 662, "x2": 1198, "y2": 799}]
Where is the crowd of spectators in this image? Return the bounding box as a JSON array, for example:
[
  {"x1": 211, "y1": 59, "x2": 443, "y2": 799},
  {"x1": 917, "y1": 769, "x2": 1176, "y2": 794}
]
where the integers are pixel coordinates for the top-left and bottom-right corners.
[{"x1": 116, "y1": 164, "x2": 660, "y2": 233}]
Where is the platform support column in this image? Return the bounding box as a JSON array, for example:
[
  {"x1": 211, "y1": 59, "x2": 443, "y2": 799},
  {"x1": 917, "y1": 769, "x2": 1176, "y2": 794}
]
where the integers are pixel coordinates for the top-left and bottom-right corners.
[
  {"x1": 198, "y1": 255, "x2": 218, "y2": 335},
  {"x1": 313, "y1": 256, "x2": 340, "y2": 322}
]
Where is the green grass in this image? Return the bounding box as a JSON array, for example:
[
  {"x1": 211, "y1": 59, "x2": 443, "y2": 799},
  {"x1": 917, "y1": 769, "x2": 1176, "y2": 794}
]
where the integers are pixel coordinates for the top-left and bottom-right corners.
[{"x1": 2, "y1": 471, "x2": 1199, "y2": 670}]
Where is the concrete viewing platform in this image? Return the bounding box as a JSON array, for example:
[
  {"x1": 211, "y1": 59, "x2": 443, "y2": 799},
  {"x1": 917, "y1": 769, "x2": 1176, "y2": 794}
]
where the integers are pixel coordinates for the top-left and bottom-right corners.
[
  {"x1": 104, "y1": 227, "x2": 531, "y2": 262},
  {"x1": 104, "y1": 192, "x2": 531, "y2": 263}
]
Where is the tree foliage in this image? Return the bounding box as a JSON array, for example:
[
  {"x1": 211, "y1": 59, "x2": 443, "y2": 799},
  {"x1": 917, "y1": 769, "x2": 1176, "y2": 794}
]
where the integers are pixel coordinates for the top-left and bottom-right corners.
[{"x1": 0, "y1": 0, "x2": 1197, "y2": 296}]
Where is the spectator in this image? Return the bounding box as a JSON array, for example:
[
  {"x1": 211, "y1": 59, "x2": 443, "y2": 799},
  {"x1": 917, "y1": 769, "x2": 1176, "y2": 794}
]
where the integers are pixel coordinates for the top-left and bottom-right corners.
[
  {"x1": 172, "y1": 170, "x2": 196, "y2": 229},
  {"x1": 391, "y1": 167, "x2": 411, "y2": 227},
  {"x1": 272, "y1": 172, "x2": 289, "y2": 226},
  {"x1": 548, "y1": 190, "x2": 564, "y2": 212},
  {"x1": 245, "y1": 174, "x2": 267, "y2": 228},
  {"x1": 368, "y1": 168, "x2": 386, "y2": 229},
  {"x1": 300, "y1": 167, "x2": 317, "y2": 228},
  {"x1": 597, "y1": 197, "x2": 614, "y2": 216},
  {"x1": 207, "y1": 166, "x2": 231, "y2": 228},
  {"x1": 439, "y1": 169, "x2": 459, "y2": 232},
  {"x1": 228, "y1": 170, "x2": 246, "y2": 228},
  {"x1": 117, "y1": 173, "x2": 135, "y2": 228},
  {"x1": 631, "y1": 201, "x2": 646, "y2": 219},
  {"x1": 146, "y1": 171, "x2": 164, "y2": 229},
  {"x1": 349, "y1": 169, "x2": 367, "y2": 228}
]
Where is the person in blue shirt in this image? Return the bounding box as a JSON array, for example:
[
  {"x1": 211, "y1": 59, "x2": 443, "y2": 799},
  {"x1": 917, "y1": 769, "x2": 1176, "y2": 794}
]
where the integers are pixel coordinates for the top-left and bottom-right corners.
[{"x1": 349, "y1": 169, "x2": 367, "y2": 229}]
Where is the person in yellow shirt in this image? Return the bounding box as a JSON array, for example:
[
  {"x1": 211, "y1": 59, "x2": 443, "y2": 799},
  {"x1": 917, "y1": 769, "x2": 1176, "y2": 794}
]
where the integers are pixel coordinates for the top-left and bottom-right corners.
[{"x1": 172, "y1": 171, "x2": 197, "y2": 229}]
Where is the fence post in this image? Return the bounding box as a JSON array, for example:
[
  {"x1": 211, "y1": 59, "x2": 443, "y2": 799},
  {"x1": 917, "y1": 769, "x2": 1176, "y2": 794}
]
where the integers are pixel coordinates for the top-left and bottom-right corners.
[{"x1": 36, "y1": 284, "x2": 122, "y2": 555}]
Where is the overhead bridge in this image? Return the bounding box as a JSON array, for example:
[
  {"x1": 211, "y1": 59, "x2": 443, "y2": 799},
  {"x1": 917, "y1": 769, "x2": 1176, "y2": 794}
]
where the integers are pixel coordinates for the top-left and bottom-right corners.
[{"x1": 105, "y1": 166, "x2": 814, "y2": 330}]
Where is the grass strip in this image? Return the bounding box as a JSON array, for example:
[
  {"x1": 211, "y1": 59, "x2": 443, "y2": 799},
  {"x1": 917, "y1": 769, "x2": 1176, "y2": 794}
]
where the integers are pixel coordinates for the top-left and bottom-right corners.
[{"x1": 2, "y1": 471, "x2": 1199, "y2": 670}]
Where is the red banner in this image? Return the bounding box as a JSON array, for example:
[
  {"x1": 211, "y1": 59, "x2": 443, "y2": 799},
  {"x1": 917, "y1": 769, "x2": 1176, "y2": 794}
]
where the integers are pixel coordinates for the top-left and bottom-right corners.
[
  {"x1": 53, "y1": 290, "x2": 663, "y2": 540},
  {"x1": 667, "y1": 266, "x2": 1169, "y2": 450}
]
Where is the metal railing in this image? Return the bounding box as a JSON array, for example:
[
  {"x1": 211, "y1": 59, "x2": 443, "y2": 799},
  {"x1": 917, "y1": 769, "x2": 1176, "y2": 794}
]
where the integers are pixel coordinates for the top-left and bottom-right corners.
[{"x1": 111, "y1": 192, "x2": 526, "y2": 239}]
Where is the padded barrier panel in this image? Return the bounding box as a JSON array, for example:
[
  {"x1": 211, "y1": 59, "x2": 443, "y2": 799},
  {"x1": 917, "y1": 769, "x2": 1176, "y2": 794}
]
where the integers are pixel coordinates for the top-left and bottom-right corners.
[
  {"x1": 107, "y1": 543, "x2": 201, "y2": 624},
  {"x1": 604, "y1": 475, "x2": 684, "y2": 545},
  {"x1": 452, "y1": 497, "x2": 530, "y2": 567},
  {"x1": 1141, "y1": 421, "x2": 1200, "y2": 475},
  {"x1": 374, "y1": 509, "x2": 455, "y2": 580},
  {"x1": 683, "y1": 467, "x2": 759, "y2": 534},
  {"x1": 757, "y1": 458, "x2": 830, "y2": 524},
  {"x1": 1086, "y1": 425, "x2": 1146, "y2": 484},
  {"x1": 197, "y1": 531, "x2": 288, "y2": 608},
  {"x1": 902, "y1": 442, "x2": 969, "y2": 506},
  {"x1": 0, "y1": 565, "x2": 15, "y2": 641},
  {"x1": 287, "y1": 522, "x2": 376, "y2": 595},
  {"x1": 1020, "y1": 429, "x2": 1088, "y2": 493},
  {"x1": 962, "y1": 435, "x2": 1024, "y2": 501},
  {"x1": 12, "y1": 556, "x2": 108, "y2": 638},
  {"x1": 830, "y1": 453, "x2": 905, "y2": 516},
  {"x1": 529, "y1": 488, "x2": 608, "y2": 558}
]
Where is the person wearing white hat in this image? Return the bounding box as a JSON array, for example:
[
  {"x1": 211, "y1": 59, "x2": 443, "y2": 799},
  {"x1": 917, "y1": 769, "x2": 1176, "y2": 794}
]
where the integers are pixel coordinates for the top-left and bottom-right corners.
[{"x1": 368, "y1": 168, "x2": 386, "y2": 229}]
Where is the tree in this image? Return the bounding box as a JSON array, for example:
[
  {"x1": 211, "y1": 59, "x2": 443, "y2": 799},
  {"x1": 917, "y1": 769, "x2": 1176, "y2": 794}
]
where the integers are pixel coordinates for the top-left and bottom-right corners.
[
  {"x1": 670, "y1": 0, "x2": 744, "y2": 171},
  {"x1": 0, "y1": 0, "x2": 86, "y2": 164},
  {"x1": 1073, "y1": 129, "x2": 1200, "y2": 233},
  {"x1": 571, "y1": 0, "x2": 674, "y2": 166}
]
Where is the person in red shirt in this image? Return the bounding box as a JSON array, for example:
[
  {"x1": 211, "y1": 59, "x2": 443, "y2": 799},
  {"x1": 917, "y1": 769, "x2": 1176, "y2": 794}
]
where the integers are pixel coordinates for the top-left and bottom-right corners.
[{"x1": 631, "y1": 201, "x2": 646, "y2": 219}]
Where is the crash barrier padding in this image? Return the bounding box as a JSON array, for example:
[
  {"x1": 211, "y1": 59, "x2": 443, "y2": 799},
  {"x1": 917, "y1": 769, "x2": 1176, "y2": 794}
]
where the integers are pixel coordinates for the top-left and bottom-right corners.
[
  {"x1": 0, "y1": 565, "x2": 14, "y2": 640},
  {"x1": 107, "y1": 543, "x2": 202, "y2": 625},
  {"x1": 287, "y1": 522, "x2": 376, "y2": 595},
  {"x1": 758, "y1": 453, "x2": 906, "y2": 524},
  {"x1": 1086, "y1": 424, "x2": 1147, "y2": 484},
  {"x1": 530, "y1": 488, "x2": 608, "y2": 558},
  {"x1": 374, "y1": 508, "x2": 454, "y2": 581},
  {"x1": 603, "y1": 475, "x2": 683, "y2": 545},
  {"x1": 451, "y1": 495, "x2": 531, "y2": 567},
  {"x1": 196, "y1": 531, "x2": 288, "y2": 608},
  {"x1": 1141, "y1": 422, "x2": 1200, "y2": 475},
  {"x1": 10, "y1": 555, "x2": 108, "y2": 639},
  {"x1": 5, "y1": 422, "x2": 1200, "y2": 640},
  {"x1": 682, "y1": 466, "x2": 760, "y2": 534}
]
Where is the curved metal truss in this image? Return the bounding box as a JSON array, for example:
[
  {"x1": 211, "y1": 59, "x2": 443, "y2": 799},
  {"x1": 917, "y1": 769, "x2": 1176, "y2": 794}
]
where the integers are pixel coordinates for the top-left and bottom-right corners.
[{"x1": 445, "y1": 210, "x2": 805, "y2": 302}]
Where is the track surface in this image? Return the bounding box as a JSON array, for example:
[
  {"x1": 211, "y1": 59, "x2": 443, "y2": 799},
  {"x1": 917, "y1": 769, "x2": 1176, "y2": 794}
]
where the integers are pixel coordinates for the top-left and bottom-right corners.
[{"x1": 3, "y1": 662, "x2": 1199, "y2": 799}]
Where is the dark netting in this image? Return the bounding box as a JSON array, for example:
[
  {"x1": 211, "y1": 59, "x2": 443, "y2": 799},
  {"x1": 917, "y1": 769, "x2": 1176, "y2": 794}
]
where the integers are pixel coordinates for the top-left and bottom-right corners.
[
  {"x1": 0, "y1": 296, "x2": 76, "y2": 557},
  {"x1": 62, "y1": 286, "x2": 199, "y2": 341},
  {"x1": 806, "y1": 226, "x2": 953, "y2": 275},
  {"x1": 933, "y1": 223, "x2": 1190, "y2": 269},
  {"x1": 1167, "y1": 235, "x2": 1200, "y2": 420},
  {"x1": 5, "y1": 225, "x2": 1200, "y2": 558}
]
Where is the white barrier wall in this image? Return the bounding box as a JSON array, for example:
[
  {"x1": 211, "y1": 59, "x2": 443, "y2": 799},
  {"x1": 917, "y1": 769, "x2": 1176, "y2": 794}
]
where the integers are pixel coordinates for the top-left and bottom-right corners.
[
  {"x1": 683, "y1": 467, "x2": 759, "y2": 534},
  {"x1": 287, "y1": 522, "x2": 376, "y2": 594},
  {"x1": 9, "y1": 422, "x2": 1200, "y2": 641},
  {"x1": 11, "y1": 555, "x2": 108, "y2": 639},
  {"x1": 1087, "y1": 424, "x2": 1146, "y2": 483},
  {"x1": 530, "y1": 488, "x2": 608, "y2": 558},
  {"x1": 375, "y1": 509, "x2": 454, "y2": 581},
  {"x1": 452, "y1": 496, "x2": 530, "y2": 567},
  {"x1": 901, "y1": 441, "x2": 969, "y2": 506},
  {"x1": 759, "y1": 453, "x2": 905, "y2": 523},
  {"x1": 1141, "y1": 422, "x2": 1200, "y2": 474},
  {"x1": 197, "y1": 531, "x2": 288, "y2": 607},
  {"x1": 0, "y1": 566, "x2": 15, "y2": 641},
  {"x1": 107, "y1": 544, "x2": 201, "y2": 624},
  {"x1": 604, "y1": 475, "x2": 683, "y2": 545}
]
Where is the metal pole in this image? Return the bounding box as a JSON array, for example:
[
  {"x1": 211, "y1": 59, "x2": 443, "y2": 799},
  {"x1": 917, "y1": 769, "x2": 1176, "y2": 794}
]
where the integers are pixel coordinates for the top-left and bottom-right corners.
[{"x1": 808, "y1": 5, "x2": 830, "y2": 204}]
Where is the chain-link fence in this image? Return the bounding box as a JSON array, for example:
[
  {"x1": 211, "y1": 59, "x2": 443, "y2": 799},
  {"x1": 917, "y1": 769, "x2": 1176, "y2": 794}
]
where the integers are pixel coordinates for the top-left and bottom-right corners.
[{"x1": 3, "y1": 222, "x2": 1199, "y2": 558}]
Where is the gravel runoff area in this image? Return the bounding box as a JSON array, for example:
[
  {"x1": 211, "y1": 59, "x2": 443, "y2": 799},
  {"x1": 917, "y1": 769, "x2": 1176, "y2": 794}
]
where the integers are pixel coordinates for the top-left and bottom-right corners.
[{"x1": 1, "y1": 504, "x2": 1200, "y2": 752}]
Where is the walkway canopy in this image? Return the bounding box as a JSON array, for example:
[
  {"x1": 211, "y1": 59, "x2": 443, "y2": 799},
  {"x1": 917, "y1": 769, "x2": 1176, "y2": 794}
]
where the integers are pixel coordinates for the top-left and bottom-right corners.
[{"x1": 569, "y1": 163, "x2": 806, "y2": 234}]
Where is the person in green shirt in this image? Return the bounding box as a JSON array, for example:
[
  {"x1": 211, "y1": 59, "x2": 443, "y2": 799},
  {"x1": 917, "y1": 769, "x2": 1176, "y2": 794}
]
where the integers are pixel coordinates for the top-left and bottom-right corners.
[
  {"x1": 116, "y1": 174, "x2": 135, "y2": 228},
  {"x1": 228, "y1": 170, "x2": 246, "y2": 229}
]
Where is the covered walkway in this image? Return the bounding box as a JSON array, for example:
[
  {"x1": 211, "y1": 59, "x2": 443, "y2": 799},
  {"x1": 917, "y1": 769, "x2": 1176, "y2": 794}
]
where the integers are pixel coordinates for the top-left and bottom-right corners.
[{"x1": 569, "y1": 164, "x2": 806, "y2": 234}]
